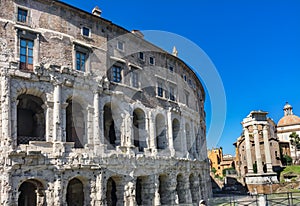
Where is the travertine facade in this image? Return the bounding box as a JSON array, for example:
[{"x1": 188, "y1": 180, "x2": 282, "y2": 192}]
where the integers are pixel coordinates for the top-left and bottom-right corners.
[{"x1": 0, "y1": 0, "x2": 211, "y2": 205}]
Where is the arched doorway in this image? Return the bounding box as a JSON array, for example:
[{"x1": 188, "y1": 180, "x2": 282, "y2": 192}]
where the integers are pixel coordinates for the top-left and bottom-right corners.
[
  {"x1": 17, "y1": 94, "x2": 45, "y2": 145},
  {"x1": 66, "y1": 99, "x2": 85, "y2": 148},
  {"x1": 18, "y1": 179, "x2": 44, "y2": 206},
  {"x1": 66, "y1": 178, "x2": 84, "y2": 206},
  {"x1": 133, "y1": 108, "x2": 146, "y2": 152},
  {"x1": 172, "y1": 118, "x2": 181, "y2": 152},
  {"x1": 176, "y1": 174, "x2": 185, "y2": 204},
  {"x1": 106, "y1": 177, "x2": 117, "y2": 206},
  {"x1": 159, "y1": 175, "x2": 168, "y2": 205},
  {"x1": 104, "y1": 103, "x2": 117, "y2": 148},
  {"x1": 156, "y1": 114, "x2": 167, "y2": 150}
]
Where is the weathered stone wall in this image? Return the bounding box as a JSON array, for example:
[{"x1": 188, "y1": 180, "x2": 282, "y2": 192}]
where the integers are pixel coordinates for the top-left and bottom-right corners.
[{"x1": 0, "y1": 0, "x2": 211, "y2": 205}]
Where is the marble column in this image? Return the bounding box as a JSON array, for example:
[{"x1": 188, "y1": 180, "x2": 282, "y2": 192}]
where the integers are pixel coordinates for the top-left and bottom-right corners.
[
  {"x1": 244, "y1": 127, "x2": 254, "y2": 173},
  {"x1": 263, "y1": 125, "x2": 273, "y2": 173},
  {"x1": 253, "y1": 124, "x2": 263, "y2": 174}
]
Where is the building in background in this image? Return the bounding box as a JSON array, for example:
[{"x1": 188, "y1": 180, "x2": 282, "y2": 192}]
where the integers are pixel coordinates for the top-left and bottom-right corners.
[
  {"x1": 208, "y1": 148, "x2": 235, "y2": 177},
  {"x1": 0, "y1": 0, "x2": 211, "y2": 205},
  {"x1": 234, "y1": 111, "x2": 280, "y2": 193},
  {"x1": 277, "y1": 102, "x2": 300, "y2": 162}
]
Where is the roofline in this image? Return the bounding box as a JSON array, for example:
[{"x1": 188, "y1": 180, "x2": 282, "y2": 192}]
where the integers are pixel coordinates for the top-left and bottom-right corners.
[{"x1": 54, "y1": 0, "x2": 205, "y2": 101}]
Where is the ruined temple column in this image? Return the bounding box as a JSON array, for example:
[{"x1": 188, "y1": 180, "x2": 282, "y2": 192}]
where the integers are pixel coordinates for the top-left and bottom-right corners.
[
  {"x1": 167, "y1": 110, "x2": 175, "y2": 155},
  {"x1": 244, "y1": 126, "x2": 254, "y2": 173},
  {"x1": 53, "y1": 83, "x2": 62, "y2": 142},
  {"x1": 253, "y1": 124, "x2": 263, "y2": 174},
  {"x1": 263, "y1": 125, "x2": 273, "y2": 173}
]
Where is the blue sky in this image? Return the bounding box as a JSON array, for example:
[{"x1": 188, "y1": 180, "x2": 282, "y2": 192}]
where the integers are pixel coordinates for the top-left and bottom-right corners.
[{"x1": 61, "y1": 0, "x2": 300, "y2": 155}]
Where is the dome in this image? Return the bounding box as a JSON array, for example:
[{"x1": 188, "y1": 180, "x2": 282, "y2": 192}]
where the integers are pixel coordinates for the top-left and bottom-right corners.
[{"x1": 278, "y1": 115, "x2": 300, "y2": 127}]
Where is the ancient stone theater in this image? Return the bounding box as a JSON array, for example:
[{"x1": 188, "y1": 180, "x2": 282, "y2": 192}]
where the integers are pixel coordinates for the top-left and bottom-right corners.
[{"x1": 0, "y1": 0, "x2": 211, "y2": 205}]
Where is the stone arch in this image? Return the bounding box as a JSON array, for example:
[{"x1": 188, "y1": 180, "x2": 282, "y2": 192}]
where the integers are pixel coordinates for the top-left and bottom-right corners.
[
  {"x1": 66, "y1": 98, "x2": 85, "y2": 148},
  {"x1": 18, "y1": 179, "x2": 45, "y2": 206},
  {"x1": 17, "y1": 94, "x2": 45, "y2": 144},
  {"x1": 158, "y1": 174, "x2": 168, "y2": 205},
  {"x1": 189, "y1": 173, "x2": 199, "y2": 203},
  {"x1": 176, "y1": 173, "x2": 186, "y2": 204},
  {"x1": 133, "y1": 108, "x2": 146, "y2": 152},
  {"x1": 106, "y1": 176, "x2": 122, "y2": 206},
  {"x1": 104, "y1": 102, "x2": 117, "y2": 149},
  {"x1": 12, "y1": 82, "x2": 48, "y2": 103},
  {"x1": 156, "y1": 113, "x2": 167, "y2": 150},
  {"x1": 66, "y1": 178, "x2": 84, "y2": 206},
  {"x1": 172, "y1": 118, "x2": 181, "y2": 152}
]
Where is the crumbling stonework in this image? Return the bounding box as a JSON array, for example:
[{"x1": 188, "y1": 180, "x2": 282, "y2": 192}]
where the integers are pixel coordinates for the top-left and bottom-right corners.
[{"x1": 0, "y1": 0, "x2": 211, "y2": 205}]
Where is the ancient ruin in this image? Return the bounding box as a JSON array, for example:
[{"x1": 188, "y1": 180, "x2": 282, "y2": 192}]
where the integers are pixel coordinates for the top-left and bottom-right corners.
[{"x1": 0, "y1": 0, "x2": 211, "y2": 205}]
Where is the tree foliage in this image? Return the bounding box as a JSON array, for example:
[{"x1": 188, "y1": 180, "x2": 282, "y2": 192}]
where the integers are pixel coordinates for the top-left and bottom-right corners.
[{"x1": 290, "y1": 132, "x2": 300, "y2": 164}]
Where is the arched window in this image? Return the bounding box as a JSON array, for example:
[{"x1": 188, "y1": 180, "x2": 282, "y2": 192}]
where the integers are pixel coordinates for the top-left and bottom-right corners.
[
  {"x1": 133, "y1": 108, "x2": 146, "y2": 152},
  {"x1": 18, "y1": 179, "x2": 44, "y2": 206},
  {"x1": 156, "y1": 114, "x2": 167, "y2": 150},
  {"x1": 66, "y1": 99, "x2": 85, "y2": 148},
  {"x1": 66, "y1": 178, "x2": 84, "y2": 206},
  {"x1": 17, "y1": 94, "x2": 45, "y2": 145},
  {"x1": 172, "y1": 118, "x2": 181, "y2": 152},
  {"x1": 106, "y1": 177, "x2": 117, "y2": 206},
  {"x1": 104, "y1": 103, "x2": 116, "y2": 149}
]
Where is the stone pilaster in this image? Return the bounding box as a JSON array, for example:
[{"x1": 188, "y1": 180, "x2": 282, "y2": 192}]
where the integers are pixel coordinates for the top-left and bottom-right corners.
[
  {"x1": 154, "y1": 175, "x2": 160, "y2": 206},
  {"x1": 87, "y1": 106, "x2": 94, "y2": 145},
  {"x1": 167, "y1": 110, "x2": 175, "y2": 156},
  {"x1": 53, "y1": 83, "x2": 62, "y2": 142},
  {"x1": 189, "y1": 175, "x2": 199, "y2": 203},
  {"x1": 253, "y1": 124, "x2": 263, "y2": 174},
  {"x1": 244, "y1": 127, "x2": 254, "y2": 173},
  {"x1": 60, "y1": 103, "x2": 68, "y2": 142},
  {"x1": 1, "y1": 71, "x2": 12, "y2": 150},
  {"x1": 93, "y1": 92, "x2": 101, "y2": 145},
  {"x1": 45, "y1": 101, "x2": 54, "y2": 142},
  {"x1": 148, "y1": 112, "x2": 156, "y2": 151},
  {"x1": 124, "y1": 178, "x2": 136, "y2": 206},
  {"x1": 181, "y1": 117, "x2": 187, "y2": 155},
  {"x1": 263, "y1": 125, "x2": 273, "y2": 173}
]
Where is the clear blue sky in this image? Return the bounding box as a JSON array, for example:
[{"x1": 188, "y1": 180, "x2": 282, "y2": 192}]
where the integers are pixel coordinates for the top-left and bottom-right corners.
[{"x1": 61, "y1": 0, "x2": 300, "y2": 155}]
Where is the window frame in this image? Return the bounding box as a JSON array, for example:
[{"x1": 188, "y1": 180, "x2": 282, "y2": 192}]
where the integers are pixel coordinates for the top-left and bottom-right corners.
[
  {"x1": 149, "y1": 56, "x2": 155, "y2": 65},
  {"x1": 112, "y1": 65, "x2": 122, "y2": 83},
  {"x1": 131, "y1": 70, "x2": 139, "y2": 88},
  {"x1": 157, "y1": 82, "x2": 164, "y2": 97},
  {"x1": 74, "y1": 44, "x2": 90, "y2": 73},
  {"x1": 139, "y1": 52, "x2": 144, "y2": 60},
  {"x1": 19, "y1": 38, "x2": 34, "y2": 71},
  {"x1": 17, "y1": 7, "x2": 28, "y2": 24},
  {"x1": 76, "y1": 51, "x2": 87, "y2": 72},
  {"x1": 169, "y1": 85, "x2": 176, "y2": 101},
  {"x1": 117, "y1": 41, "x2": 124, "y2": 51},
  {"x1": 81, "y1": 26, "x2": 91, "y2": 37}
]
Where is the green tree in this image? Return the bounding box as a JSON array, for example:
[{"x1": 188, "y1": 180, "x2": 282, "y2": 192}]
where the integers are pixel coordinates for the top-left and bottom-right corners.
[{"x1": 290, "y1": 132, "x2": 300, "y2": 164}]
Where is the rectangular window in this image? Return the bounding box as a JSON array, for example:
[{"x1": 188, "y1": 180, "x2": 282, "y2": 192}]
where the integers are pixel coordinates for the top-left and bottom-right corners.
[
  {"x1": 169, "y1": 86, "x2": 175, "y2": 101},
  {"x1": 169, "y1": 66, "x2": 174, "y2": 72},
  {"x1": 17, "y1": 8, "x2": 28, "y2": 23},
  {"x1": 132, "y1": 71, "x2": 139, "y2": 88},
  {"x1": 139, "y1": 52, "x2": 144, "y2": 60},
  {"x1": 76, "y1": 51, "x2": 86, "y2": 71},
  {"x1": 149, "y1": 57, "x2": 155, "y2": 65},
  {"x1": 112, "y1": 66, "x2": 122, "y2": 83},
  {"x1": 19, "y1": 38, "x2": 33, "y2": 71},
  {"x1": 157, "y1": 82, "x2": 163, "y2": 97},
  {"x1": 117, "y1": 41, "x2": 124, "y2": 51},
  {"x1": 82, "y1": 27, "x2": 90, "y2": 37}
]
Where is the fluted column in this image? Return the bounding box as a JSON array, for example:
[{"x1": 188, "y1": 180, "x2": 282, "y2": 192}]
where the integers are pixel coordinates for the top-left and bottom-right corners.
[
  {"x1": 244, "y1": 127, "x2": 254, "y2": 173},
  {"x1": 253, "y1": 124, "x2": 263, "y2": 174},
  {"x1": 263, "y1": 125, "x2": 273, "y2": 173}
]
